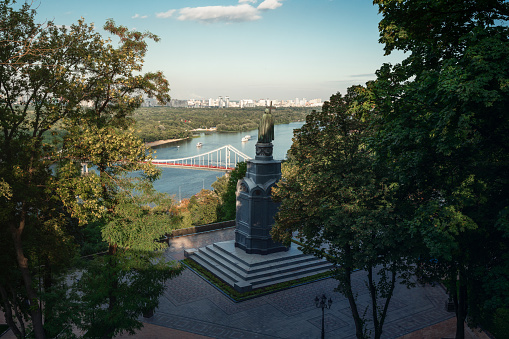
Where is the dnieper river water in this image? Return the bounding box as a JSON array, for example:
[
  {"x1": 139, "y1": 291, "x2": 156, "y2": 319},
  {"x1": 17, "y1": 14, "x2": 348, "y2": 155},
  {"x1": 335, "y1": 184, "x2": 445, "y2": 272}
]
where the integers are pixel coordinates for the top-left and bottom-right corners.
[{"x1": 151, "y1": 121, "x2": 304, "y2": 200}]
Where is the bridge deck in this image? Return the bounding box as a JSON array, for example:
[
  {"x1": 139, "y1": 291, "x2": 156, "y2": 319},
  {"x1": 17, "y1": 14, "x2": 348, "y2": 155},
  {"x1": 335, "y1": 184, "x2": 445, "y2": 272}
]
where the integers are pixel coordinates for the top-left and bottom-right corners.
[
  {"x1": 152, "y1": 144, "x2": 250, "y2": 172},
  {"x1": 152, "y1": 163, "x2": 233, "y2": 172}
]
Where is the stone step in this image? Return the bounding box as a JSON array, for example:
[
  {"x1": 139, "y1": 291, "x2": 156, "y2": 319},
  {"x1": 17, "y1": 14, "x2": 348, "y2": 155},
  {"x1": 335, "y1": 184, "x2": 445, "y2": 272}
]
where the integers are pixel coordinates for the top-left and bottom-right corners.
[
  {"x1": 209, "y1": 243, "x2": 321, "y2": 274},
  {"x1": 191, "y1": 252, "x2": 333, "y2": 292},
  {"x1": 194, "y1": 247, "x2": 246, "y2": 281},
  {"x1": 185, "y1": 240, "x2": 335, "y2": 293},
  {"x1": 198, "y1": 245, "x2": 331, "y2": 282},
  {"x1": 211, "y1": 242, "x2": 311, "y2": 267},
  {"x1": 252, "y1": 265, "x2": 333, "y2": 290},
  {"x1": 248, "y1": 262, "x2": 333, "y2": 288},
  {"x1": 190, "y1": 253, "x2": 238, "y2": 286}
]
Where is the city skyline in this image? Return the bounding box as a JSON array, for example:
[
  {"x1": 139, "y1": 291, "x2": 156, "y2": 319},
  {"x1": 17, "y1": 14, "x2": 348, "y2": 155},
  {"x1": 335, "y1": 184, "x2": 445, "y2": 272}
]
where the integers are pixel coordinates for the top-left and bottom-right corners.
[
  {"x1": 34, "y1": 0, "x2": 406, "y2": 100},
  {"x1": 143, "y1": 96, "x2": 323, "y2": 108}
]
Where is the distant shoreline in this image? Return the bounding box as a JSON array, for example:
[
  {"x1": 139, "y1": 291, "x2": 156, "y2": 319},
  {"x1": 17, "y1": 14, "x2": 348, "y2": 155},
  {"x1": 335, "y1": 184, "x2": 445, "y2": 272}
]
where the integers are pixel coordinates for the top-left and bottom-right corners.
[{"x1": 145, "y1": 138, "x2": 188, "y2": 147}]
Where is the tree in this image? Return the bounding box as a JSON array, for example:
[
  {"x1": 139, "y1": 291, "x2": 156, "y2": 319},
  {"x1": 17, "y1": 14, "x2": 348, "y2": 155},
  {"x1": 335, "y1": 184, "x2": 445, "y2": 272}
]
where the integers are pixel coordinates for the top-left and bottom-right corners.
[
  {"x1": 271, "y1": 89, "x2": 416, "y2": 339},
  {"x1": 187, "y1": 189, "x2": 221, "y2": 225},
  {"x1": 0, "y1": 1, "x2": 98, "y2": 335},
  {"x1": 372, "y1": 1, "x2": 509, "y2": 337},
  {"x1": 216, "y1": 161, "x2": 247, "y2": 221},
  {"x1": 52, "y1": 20, "x2": 181, "y2": 338},
  {"x1": 0, "y1": 1, "x2": 178, "y2": 337}
]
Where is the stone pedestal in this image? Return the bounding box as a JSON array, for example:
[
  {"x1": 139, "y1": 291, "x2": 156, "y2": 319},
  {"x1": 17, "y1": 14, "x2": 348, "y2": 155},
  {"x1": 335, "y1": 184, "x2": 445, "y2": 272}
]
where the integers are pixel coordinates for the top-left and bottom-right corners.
[
  {"x1": 185, "y1": 141, "x2": 333, "y2": 293},
  {"x1": 234, "y1": 142, "x2": 288, "y2": 255}
]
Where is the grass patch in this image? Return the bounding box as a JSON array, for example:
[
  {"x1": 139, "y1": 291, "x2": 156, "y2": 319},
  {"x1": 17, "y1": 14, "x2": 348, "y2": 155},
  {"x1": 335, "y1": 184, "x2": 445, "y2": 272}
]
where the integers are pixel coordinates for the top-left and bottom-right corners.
[
  {"x1": 0, "y1": 324, "x2": 9, "y2": 335},
  {"x1": 182, "y1": 258, "x2": 335, "y2": 302}
]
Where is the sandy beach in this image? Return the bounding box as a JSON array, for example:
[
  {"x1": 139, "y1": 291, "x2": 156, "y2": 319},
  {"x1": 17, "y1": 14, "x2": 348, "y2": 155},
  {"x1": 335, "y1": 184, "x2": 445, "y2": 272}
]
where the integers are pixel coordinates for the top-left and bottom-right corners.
[{"x1": 145, "y1": 138, "x2": 188, "y2": 147}]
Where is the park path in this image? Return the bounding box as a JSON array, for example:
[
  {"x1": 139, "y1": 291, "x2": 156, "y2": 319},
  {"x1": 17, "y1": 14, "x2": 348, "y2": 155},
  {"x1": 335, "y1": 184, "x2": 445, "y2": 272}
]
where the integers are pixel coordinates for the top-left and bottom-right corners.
[{"x1": 2, "y1": 227, "x2": 489, "y2": 338}]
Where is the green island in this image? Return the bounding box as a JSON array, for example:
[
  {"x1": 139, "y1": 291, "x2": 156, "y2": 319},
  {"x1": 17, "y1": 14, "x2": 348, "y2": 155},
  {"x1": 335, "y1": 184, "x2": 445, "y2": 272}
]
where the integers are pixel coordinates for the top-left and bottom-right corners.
[{"x1": 133, "y1": 106, "x2": 310, "y2": 142}]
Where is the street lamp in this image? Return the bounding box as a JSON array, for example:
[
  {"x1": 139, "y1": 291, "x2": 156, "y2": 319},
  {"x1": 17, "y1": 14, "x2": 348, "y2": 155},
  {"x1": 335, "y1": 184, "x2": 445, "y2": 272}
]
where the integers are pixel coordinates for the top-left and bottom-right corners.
[{"x1": 315, "y1": 294, "x2": 333, "y2": 339}]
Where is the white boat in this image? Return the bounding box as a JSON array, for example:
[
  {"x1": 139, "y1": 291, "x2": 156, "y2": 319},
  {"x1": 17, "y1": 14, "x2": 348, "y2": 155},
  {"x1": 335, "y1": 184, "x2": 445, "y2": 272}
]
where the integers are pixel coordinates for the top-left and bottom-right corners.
[
  {"x1": 244, "y1": 135, "x2": 252, "y2": 140},
  {"x1": 196, "y1": 142, "x2": 203, "y2": 147},
  {"x1": 241, "y1": 136, "x2": 249, "y2": 142}
]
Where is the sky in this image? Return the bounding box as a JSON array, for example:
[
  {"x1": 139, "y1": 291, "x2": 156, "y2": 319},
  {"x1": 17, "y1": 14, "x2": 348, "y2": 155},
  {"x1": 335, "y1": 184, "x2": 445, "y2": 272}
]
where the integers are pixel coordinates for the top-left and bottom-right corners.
[{"x1": 33, "y1": 0, "x2": 406, "y2": 101}]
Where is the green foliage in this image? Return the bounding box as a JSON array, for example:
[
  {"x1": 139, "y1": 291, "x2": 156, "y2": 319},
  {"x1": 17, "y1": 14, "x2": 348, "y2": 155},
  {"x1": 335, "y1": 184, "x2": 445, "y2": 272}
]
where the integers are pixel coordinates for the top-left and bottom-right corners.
[
  {"x1": 72, "y1": 253, "x2": 181, "y2": 339},
  {"x1": 0, "y1": 1, "x2": 180, "y2": 337},
  {"x1": 133, "y1": 107, "x2": 309, "y2": 142},
  {"x1": 188, "y1": 189, "x2": 221, "y2": 225},
  {"x1": 216, "y1": 162, "x2": 247, "y2": 221},
  {"x1": 490, "y1": 308, "x2": 509, "y2": 339},
  {"x1": 78, "y1": 221, "x2": 108, "y2": 256},
  {"x1": 372, "y1": 0, "x2": 509, "y2": 335},
  {"x1": 272, "y1": 89, "x2": 415, "y2": 339}
]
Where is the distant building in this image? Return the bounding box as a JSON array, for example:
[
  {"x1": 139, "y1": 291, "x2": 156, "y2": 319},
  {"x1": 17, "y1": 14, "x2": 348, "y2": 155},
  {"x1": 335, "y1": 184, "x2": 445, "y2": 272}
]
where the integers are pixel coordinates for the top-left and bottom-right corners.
[{"x1": 140, "y1": 96, "x2": 323, "y2": 109}]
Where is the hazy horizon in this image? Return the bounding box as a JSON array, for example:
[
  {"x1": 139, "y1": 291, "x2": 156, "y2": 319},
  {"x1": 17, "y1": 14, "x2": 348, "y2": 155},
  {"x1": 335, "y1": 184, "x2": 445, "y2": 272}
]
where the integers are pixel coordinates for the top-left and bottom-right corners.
[{"x1": 34, "y1": 0, "x2": 406, "y2": 100}]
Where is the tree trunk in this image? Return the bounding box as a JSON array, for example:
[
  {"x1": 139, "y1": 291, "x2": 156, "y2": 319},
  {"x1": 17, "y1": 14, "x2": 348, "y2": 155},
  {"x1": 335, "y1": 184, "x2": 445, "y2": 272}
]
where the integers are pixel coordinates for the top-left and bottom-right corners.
[
  {"x1": 101, "y1": 244, "x2": 118, "y2": 339},
  {"x1": 341, "y1": 247, "x2": 365, "y2": 339},
  {"x1": 368, "y1": 266, "x2": 380, "y2": 338},
  {"x1": 369, "y1": 267, "x2": 396, "y2": 339},
  {"x1": 455, "y1": 270, "x2": 468, "y2": 339},
  {"x1": 43, "y1": 256, "x2": 53, "y2": 326},
  {"x1": 10, "y1": 218, "x2": 46, "y2": 339},
  {"x1": 0, "y1": 284, "x2": 23, "y2": 338}
]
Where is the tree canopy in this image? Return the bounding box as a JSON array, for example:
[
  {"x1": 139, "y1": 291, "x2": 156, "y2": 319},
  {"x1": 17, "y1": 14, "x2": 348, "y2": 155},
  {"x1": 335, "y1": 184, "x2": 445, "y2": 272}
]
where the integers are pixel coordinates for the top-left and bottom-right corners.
[
  {"x1": 272, "y1": 88, "x2": 416, "y2": 338},
  {"x1": 371, "y1": 0, "x2": 509, "y2": 336},
  {"x1": 0, "y1": 1, "x2": 181, "y2": 337}
]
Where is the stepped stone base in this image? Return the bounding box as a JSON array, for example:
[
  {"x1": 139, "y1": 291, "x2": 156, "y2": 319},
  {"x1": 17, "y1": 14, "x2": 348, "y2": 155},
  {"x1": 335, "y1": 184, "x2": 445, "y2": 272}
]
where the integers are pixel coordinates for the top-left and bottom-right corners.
[{"x1": 185, "y1": 240, "x2": 333, "y2": 293}]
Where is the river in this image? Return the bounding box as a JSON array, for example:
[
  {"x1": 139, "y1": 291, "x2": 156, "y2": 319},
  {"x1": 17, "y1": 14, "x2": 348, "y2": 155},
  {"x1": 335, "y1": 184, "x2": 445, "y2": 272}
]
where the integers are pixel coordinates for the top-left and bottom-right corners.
[{"x1": 151, "y1": 121, "x2": 304, "y2": 200}]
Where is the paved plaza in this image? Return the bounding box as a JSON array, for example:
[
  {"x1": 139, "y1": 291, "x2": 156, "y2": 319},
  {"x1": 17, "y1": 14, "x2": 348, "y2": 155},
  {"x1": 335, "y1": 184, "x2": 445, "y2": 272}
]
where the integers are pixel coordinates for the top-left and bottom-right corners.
[
  {"x1": 0, "y1": 227, "x2": 456, "y2": 339},
  {"x1": 146, "y1": 227, "x2": 454, "y2": 339}
]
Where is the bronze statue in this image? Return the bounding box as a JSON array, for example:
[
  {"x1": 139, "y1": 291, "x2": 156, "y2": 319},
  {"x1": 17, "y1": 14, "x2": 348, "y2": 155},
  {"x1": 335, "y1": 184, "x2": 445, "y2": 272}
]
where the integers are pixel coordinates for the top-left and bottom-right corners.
[{"x1": 258, "y1": 105, "x2": 274, "y2": 143}]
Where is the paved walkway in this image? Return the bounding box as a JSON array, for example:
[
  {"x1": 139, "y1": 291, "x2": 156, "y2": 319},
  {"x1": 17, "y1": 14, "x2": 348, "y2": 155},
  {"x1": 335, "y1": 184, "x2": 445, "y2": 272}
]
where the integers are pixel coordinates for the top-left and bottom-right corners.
[
  {"x1": 1, "y1": 228, "x2": 460, "y2": 339},
  {"x1": 143, "y1": 228, "x2": 455, "y2": 338}
]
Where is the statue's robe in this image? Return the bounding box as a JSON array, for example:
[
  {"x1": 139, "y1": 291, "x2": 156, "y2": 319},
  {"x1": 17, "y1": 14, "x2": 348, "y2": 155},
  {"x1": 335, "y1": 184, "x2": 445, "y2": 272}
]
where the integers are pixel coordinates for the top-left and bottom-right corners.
[{"x1": 258, "y1": 113, "x2": 274, "y2": 143}]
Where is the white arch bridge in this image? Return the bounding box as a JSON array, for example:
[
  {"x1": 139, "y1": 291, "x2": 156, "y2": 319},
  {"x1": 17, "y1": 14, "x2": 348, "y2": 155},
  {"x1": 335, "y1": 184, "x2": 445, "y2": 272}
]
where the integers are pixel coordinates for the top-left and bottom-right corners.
[{"x1": 151, "y1": 145, "x2": 251, "y2": 172}]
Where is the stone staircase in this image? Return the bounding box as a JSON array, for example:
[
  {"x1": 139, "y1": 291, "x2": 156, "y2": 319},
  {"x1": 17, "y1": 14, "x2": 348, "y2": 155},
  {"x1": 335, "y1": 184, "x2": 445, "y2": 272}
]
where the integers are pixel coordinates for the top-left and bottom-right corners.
[{"x1": 185, "y1": 240, "x2": 333, "y2": 293}]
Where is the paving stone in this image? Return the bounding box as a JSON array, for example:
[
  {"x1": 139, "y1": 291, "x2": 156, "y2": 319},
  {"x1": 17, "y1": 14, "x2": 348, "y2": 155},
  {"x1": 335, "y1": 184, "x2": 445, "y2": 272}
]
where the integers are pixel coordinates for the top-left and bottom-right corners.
[{"x1": 145, "y1": 228, "x2": 454, "y2": 339}]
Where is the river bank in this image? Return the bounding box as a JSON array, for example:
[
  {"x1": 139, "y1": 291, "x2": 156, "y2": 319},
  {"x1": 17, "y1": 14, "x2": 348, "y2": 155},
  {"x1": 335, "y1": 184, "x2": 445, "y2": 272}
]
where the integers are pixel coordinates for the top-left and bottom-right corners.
[{"x1": 145, "y1": 138, "x2": 188, "y2": 147}]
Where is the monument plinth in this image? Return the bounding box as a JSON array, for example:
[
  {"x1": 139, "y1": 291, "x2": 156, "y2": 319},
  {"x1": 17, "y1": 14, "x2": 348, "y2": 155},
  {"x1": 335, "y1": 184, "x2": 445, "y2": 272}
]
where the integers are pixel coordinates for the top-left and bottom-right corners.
[
  {"x1": 234, "y1": 141, "x2": 288, "y2": 255},
  {"x1": 185, "y1": 105, "x2": 333, "y2": 293}
]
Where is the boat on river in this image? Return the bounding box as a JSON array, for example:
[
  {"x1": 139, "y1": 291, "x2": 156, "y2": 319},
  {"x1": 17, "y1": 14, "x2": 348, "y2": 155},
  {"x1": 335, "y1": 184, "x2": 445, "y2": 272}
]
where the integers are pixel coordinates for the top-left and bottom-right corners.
[
  {"x1": 196, "y1": 142, "x2": 203, "y2": 147},
  {"x1": 241, "y1": 135, "x2": 251, "y2": 142}
]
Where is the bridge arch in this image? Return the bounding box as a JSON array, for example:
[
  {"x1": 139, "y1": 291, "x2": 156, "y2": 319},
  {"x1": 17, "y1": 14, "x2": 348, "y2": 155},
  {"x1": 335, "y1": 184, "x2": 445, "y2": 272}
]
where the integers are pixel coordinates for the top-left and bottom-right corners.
[{"x1": 152, "y1": 145, "x2": 251, "y2": 171}]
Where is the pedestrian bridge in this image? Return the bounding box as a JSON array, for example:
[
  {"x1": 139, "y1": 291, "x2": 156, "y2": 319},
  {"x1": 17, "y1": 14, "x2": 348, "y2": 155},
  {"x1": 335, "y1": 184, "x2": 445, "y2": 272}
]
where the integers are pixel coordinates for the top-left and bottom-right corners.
[{"x1": 151, "y1": 145, "x2": 251, "y2": 172}]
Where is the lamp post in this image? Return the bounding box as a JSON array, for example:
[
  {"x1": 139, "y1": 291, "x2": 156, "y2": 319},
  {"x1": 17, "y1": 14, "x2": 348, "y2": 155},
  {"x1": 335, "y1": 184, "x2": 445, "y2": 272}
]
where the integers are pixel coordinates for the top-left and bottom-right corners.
[{"x1": 315, "y1": 294, "x2": 333, "y2": 339}]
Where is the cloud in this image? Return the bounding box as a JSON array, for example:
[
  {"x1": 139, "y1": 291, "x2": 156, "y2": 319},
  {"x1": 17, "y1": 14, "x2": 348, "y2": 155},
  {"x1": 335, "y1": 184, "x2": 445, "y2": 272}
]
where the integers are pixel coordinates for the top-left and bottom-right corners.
[
  {"x1": 349, "y1": 73, "x2": 375, "y2": 78},
  {"x1": 156, "y1": 0, "x2": 282, "y2": 24},
  {"x1": 257, "y1": 0, "x2": 283, "y2": 10},
  {"x1": 155, "y1": 9, "x2": 176, "y2": 19},
  {"x1": 132, "y1": 13, "x2": 148, "y2": 19},
  {"x1": 177, "y1": 4, "x2": 261, "y2": 23}
]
